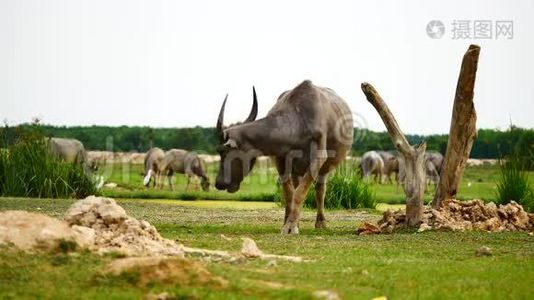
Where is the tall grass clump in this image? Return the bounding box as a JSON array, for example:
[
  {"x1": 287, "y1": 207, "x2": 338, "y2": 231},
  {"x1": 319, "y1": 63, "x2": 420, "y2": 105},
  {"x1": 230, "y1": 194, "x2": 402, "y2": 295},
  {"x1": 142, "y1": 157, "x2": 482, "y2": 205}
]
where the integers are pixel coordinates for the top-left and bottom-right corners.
[
  {"x1": 0, "y1": 126, "x2": 97, "y2": 199},
  {"x1": 496, "y1": 151, "x2": 533, "y2": 212},
  {"x1": 275, "y1": 162, "x2": 375, "y2": 209}
]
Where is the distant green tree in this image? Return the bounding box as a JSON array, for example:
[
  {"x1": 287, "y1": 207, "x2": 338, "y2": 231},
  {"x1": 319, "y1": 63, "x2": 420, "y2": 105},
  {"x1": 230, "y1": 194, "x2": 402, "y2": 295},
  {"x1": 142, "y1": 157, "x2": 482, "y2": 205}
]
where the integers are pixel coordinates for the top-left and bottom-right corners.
[{"x1": 4, "y1": 124, "x2": 532, "y2": 158}]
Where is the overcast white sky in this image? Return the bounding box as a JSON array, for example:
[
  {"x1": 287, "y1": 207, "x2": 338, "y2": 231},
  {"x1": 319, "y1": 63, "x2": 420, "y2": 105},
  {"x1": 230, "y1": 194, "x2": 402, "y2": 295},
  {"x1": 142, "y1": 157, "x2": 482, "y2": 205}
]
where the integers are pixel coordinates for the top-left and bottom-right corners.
[{"x1": 1, "y1": 0, "x2": 532, "y2": 134}]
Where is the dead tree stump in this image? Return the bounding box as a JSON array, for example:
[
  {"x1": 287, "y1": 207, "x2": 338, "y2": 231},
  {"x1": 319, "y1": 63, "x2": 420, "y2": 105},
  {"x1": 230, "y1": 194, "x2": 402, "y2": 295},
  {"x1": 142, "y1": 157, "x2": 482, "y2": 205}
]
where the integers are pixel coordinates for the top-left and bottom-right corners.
[
  {"x1": 432, "y1": 45, "x2": 480, "y2": 208},
  {"x1": 361, "y1": 83, "x2": 427, "y2": 227}
]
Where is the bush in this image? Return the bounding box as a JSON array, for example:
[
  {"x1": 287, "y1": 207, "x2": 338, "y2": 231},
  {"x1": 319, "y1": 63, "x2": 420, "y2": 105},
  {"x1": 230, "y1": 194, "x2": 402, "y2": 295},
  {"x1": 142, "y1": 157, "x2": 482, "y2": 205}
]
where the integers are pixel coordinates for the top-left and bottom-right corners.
[
  {"x1": 275, "y1": 162, "x2": 375, "y2": 209},
  {"x1": 496, "y1": 151, "x2": 533, "y2": 212},
  {"x1": 0, "y1": 126, "x2": 98, "y2": 199}
]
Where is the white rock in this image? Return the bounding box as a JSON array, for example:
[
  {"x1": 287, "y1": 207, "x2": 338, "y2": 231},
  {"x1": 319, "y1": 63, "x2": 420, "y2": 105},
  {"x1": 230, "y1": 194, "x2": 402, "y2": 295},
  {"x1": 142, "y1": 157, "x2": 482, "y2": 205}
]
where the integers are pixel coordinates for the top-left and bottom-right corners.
[
  {"x1": 313, "y1": 290, "x2": 341, "y2": 300},
  {"x1": 418, "y1": 223, "x2": 432, "y2": 232},
  {"x1": 241, "y1": 238, "x2": 263, "y2": 258}
]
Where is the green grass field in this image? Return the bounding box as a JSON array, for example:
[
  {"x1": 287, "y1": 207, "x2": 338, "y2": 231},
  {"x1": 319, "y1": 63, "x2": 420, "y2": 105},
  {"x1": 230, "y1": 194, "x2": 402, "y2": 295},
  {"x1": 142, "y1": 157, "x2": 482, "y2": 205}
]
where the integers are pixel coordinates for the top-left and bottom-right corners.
[
  {"x1": 0, "y1": 197, "x2": 532, "y2": 299},
  {"x1": 1, "y1": 163, "x2": 533, "y2": 299},
  {"x1": 100, "y1": 162, "x2": 534, "y2": 204}
]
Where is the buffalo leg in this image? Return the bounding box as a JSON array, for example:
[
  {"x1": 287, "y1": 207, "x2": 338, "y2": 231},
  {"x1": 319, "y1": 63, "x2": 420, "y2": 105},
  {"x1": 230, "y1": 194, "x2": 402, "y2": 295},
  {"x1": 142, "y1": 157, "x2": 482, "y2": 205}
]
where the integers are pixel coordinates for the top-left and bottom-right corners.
[
  {"x1": 314, "y1": 175, "x2": 327, "y2": 228},
  {"x1": 157, "y1": 173, "x2": 163, "y2": 189},
  {"x1": 282, "y1": 139, "x2": 327, "y2": 234},
  {"x1": 385, "y1": 172, "x2": 391, "y2": 184},
  {"x1": 281, "y1": 179, "x2": 294, "y2": 223},
  {"x1": 274, "y1": 158, "x2": 295, "y2": 224},
  {"x1": 282, "y1": 173, "x2": 316, "y2": 234},
  {"x1": 185, "y1": 175, "x2": 191, "y2": 191},
  {"x1": 287, "y1": 175, "x2": 300, "y2": 223},
  {"x1": 167, "y1": 175, "x2": 173, "y2": 191}
]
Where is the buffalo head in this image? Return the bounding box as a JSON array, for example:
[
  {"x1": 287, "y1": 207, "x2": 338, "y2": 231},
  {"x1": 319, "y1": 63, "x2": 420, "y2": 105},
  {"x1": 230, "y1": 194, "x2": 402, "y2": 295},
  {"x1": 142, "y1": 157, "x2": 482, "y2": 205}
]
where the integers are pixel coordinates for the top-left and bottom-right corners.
[{"x1": 215, "y1": 87, "x2": 259, "y2": 193}]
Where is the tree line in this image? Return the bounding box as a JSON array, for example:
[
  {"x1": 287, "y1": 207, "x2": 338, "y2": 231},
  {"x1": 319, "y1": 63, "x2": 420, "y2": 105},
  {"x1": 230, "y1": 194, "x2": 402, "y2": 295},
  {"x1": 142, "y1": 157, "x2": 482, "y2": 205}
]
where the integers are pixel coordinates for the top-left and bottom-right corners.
[{"x1": 2, "y1": 124, "x2": 533, "y2": 159}]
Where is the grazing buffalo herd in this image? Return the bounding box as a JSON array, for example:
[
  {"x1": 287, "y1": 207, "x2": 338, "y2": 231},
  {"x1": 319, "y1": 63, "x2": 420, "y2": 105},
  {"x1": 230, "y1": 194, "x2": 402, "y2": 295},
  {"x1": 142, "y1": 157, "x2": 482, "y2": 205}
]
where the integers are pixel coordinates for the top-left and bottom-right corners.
[
  {"x1": 361, "y1": 150, "x2": 444, "y2": 187},
  {"x1": 45, "y1": 80, "x2": 446, "y2": 234},
  {"x1": 143, "y1": 148, "x2": 210, "y2": 192}
]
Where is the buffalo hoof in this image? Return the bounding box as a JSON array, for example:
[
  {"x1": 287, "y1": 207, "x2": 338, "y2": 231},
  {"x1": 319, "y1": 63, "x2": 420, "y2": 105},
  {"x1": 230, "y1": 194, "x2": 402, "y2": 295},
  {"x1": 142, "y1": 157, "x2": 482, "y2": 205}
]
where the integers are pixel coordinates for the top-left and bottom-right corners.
[
  {"x1": 281, "y1": 221, "x2": 299, "y2": 234},
  {"x1": 314, "y1": 220, "x2": 327, "y2": 229},
  {"x1": 315, "y1": 214, "x2": 326, "y2": 229}
]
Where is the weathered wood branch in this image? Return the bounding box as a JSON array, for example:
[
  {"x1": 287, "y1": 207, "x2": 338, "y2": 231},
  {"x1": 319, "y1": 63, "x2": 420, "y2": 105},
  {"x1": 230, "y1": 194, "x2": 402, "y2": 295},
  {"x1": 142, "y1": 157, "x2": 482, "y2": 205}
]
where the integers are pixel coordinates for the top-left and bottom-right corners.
[
  {"x1": 361, "y1": 83, "x2": 426, "y2": 226},
  {"x1": 361, "y1": 83, "x2": 412, "y2": 157},
  {"x1": 432, "y1": 45, "x2": 480, "y2": 208}
]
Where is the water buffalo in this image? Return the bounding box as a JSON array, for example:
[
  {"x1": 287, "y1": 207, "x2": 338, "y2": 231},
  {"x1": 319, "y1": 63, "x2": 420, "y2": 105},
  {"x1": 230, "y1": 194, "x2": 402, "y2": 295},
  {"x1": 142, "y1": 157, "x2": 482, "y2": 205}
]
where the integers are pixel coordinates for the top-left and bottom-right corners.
[
  {"x1": 143, "y1": 147, "x2": 165, "y2": 188},
  {"x1": 160, "y1": 149, "x2": 209, "y2": 191},
  {"x1": 426, "y1": 152, "x2": 444, "y2": 173},
  {"x1": 425, "y1": 152, "x2": 444, "y2": 187},
  {"x1": 397, "y1": 151, "x2": 444, "y2": 187},
  {"x1": 48, "y1": 137, "x2": 94, "y2": 173},
  {"x1": 361, "y1": 151, "x2": 384, "y2": 183},
  {"x1": 378, "y1": 151, "x2": 400, "y2": 184},
  {"x1": 48, "y1": 137, "x2": 102, "y2": 188},
  {"x1": 214, "y1": 80, "x2": 353, "y2": 234}
]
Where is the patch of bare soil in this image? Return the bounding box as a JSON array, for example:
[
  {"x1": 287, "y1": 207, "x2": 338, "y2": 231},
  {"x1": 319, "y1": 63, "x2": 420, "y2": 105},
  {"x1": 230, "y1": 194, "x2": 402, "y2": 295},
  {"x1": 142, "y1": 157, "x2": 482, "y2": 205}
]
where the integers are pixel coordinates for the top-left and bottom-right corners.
[
  {"x1": 358, "y1": 199, "x2": 534, "y2": 234},
  {"x1": 0, "y1": 196, "x2": 304, "y2": 263},
  {"x1": 0, "y1": 196, "x2": 307, "y2": 293},
  {"x1": 0, "y1": 210, "x2": 88, "y2": 252},
  {"x1": 105, "y1": 256, "x2": 227, "y2": 288},
  {"x1": 0, "y1": 197, "x2": 183, "y2": 256}
]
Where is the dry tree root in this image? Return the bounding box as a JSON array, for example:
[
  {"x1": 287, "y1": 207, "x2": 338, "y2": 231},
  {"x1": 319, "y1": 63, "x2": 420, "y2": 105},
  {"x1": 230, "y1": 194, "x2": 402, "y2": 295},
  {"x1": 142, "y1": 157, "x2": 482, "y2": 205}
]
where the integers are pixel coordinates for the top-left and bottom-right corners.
[{"x1": 358, "y1": 199, "x2": 534, "y2": 234}]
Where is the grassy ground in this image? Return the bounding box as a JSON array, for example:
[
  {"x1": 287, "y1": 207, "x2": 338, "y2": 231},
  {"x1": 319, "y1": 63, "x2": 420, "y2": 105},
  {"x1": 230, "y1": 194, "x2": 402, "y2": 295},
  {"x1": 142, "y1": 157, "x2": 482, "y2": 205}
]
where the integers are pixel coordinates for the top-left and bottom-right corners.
[
  {"x1": 100, "y1": 162, "x2": 279, "y2": 202},
  {"x1": 100, "y1": 163, "x2": 534, "y2": 204},
  {"x1": 1, "y1": 197, "x2": 533, "y2": 299}
]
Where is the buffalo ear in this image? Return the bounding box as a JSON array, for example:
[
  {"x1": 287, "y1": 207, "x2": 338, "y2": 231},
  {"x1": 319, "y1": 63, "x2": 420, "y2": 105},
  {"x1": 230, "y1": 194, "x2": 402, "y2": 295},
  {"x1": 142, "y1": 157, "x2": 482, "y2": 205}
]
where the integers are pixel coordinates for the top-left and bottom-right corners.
[{"x1": 224, "y1": 139, "x2": 238, "y2": 149}]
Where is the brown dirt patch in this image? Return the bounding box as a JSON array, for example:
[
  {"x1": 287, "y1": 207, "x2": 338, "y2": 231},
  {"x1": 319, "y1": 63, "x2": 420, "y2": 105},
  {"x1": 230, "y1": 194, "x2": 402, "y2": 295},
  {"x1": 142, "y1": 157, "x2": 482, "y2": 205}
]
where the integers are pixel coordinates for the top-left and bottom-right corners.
[
  {"x1": 0, "y1": 210, "x2": 87, "y2": 252},
  {"x1": 105, "y1": 256, "x2": 227, "y2": 288}
]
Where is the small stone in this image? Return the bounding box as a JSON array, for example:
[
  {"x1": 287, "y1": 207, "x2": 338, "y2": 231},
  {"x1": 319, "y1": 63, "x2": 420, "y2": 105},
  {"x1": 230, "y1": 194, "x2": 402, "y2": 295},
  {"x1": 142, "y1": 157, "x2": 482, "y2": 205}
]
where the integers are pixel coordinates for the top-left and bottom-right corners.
[
  {"x1": 418, "y1": 223, "x2": 432, "y2": 232},
  {"x1": 312, "y1": 290, "x2": 341, "y2": 300},
  {"x1": 104, "y1": 182, "x2": 118, "y2": 189},
  {"x1": 476, "y1": 246, "x2": 493, "y2": 256},
  {"x1": 220, "y1": 234, "x2": 232, "y2": 241},
  {"x1": 143, "y1": 292, "x2": 173, "y2": 300},
  {"x1": 241, "y1": 238, "x2": 263, "y2": 258}
]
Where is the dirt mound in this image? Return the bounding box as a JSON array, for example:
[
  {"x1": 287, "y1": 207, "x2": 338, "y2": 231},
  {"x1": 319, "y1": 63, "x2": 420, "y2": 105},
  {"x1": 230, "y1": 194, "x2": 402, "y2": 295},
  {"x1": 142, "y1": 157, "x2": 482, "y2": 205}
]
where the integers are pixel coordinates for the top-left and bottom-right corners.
[
  {"x1": 0, "y1": 196, "x2": 183, "y2": 256},
  {"x1": 64, "y1": 196, "x2": 184, "y2": 256},
  {"x1": 1, "y1": 196, "x2": 304, "y2": 264},
  {"x1": 0, "y1": 210, "x2": 90, "y2": 252},
  {"x1": 105, "y1": 256, "x2": 227, "y2": 288},
  {"x1": 370, "y1": 199, "x2": 534, "y2": 233}
]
